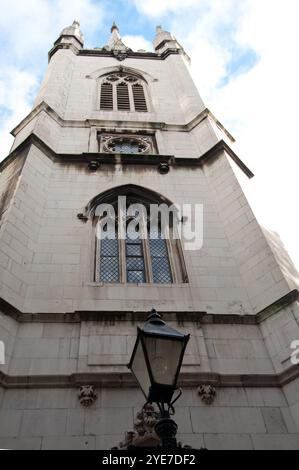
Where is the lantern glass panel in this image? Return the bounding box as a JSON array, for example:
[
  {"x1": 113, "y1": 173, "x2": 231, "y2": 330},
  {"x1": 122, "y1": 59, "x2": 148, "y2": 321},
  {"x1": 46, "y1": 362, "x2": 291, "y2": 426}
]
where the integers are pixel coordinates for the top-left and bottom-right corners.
[
  {"x1": 130, "y1": 338, "x2": 151, "y2": 398},
  {"x1": 143, "y1": 336, "x2": 184, "y2": 386}
]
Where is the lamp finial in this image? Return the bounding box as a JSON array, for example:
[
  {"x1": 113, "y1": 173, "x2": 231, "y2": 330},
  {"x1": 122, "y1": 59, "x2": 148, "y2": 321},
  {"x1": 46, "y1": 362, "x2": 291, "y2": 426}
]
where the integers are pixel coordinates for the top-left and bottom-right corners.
[{"x1": 147, "y1": 308, "x2": 163, "y2": 322}]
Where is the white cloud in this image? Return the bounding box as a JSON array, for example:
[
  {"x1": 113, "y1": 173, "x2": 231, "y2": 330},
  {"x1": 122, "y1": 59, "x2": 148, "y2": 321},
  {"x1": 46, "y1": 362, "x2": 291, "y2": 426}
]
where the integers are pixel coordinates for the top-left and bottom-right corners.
[
  {"x1": 0, "y1": 0, "x2": 106, "y2": 159},
  {"x1": 122, "y1": 35, "x2": 153, "y2": 52},
  {"x1": 0, "y1": 0, "x2": 105, "y2": 57},
  {"x1": 181, "y1": 0, "x2": 299, "y2": 269},
  {"x1": 132, "y1": 0, "x2": 200, "y2": 17},
  {"x1": 0, "y1": 68, "x2": 38, "y2": 113},
  {"x1": 0, "y1": 68, "x2": 38, "y2": 158},
  {"x1": 168, "y1": 1, "x2": 243, "y2": 97}
]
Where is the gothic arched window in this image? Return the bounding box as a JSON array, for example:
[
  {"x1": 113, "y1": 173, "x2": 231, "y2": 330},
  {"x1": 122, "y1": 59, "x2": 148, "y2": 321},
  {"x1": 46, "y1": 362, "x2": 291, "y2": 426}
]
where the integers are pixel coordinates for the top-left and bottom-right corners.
[
  {"x1": 91, "y1": 186, "x2": 187, "y2": 284},
  {"x1": 99, "y1": 72, "x2": 148, "y2": 112}
]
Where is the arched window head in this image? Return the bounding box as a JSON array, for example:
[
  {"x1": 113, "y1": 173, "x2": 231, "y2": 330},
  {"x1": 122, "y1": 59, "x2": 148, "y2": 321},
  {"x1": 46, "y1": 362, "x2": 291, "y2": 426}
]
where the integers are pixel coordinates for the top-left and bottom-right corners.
[
  {"x1": 99, "y1": 72, "x2": 148, "y2": 112},
  {"x1": 92, "y1": 186, "x2": 188, "y2": 285}
]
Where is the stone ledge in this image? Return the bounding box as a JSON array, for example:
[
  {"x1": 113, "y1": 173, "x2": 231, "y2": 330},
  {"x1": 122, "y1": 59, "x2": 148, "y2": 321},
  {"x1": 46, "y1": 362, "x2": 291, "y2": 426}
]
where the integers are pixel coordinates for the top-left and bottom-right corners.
[
  {"x1": 1, "y1": 290, "x2": 298, "y2": 324},
  {"x1": 0, "y1": 366, "x2": 298, "y2": 390},
  {"x1": 48, "y1": 43, "x2": 180, "y2": 61},
  {"x1": 10, "y1": 101, "x2": 231, "y2": 140},
  {"x1": 1, "y1": 131, "x2": 253, "y2": 182},
  {"x1": 256, "y1": 289, "x2": 299, "y2": 323}
]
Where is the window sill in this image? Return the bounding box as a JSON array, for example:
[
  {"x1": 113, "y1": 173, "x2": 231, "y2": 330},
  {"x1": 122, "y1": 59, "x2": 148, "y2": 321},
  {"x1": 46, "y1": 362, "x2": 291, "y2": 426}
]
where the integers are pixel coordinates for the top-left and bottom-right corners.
[{"x1": 86, "y1": 282, "x2": 189, "y2": 288}]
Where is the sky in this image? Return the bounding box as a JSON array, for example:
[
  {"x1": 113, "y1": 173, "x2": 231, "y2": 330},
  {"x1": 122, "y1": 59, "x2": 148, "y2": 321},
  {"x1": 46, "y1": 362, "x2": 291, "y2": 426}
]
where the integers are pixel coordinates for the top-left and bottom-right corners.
[{"x1": 0, "y1": 0, "x2": 298, "y2": 271}]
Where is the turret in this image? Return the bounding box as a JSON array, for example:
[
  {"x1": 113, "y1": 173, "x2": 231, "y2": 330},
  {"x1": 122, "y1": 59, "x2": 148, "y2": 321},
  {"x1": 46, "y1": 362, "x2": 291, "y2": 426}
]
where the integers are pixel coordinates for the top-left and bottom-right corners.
[
  {"x1": 153, "y1": 25, "x2": 190, "y2": 62},
  {"x1": 49, "y1": 20, "x2": 84, "y2": 60}
]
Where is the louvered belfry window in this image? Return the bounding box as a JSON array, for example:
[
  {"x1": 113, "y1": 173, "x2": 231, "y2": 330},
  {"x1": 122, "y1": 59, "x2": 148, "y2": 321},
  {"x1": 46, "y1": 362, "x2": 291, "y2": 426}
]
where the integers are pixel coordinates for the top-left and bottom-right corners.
[
  {"x1": 99, "y1": 72, "x2": 148, "y2": 112},
  {"x1": 117, "y1": 83, "x2": 130, "y2": 110},
  {"x1": 132, "y1": 83, "x2": 147, "y2": 112},
  {"x1": 100, "y1": 82, "x2": 113, "y2": 110}
]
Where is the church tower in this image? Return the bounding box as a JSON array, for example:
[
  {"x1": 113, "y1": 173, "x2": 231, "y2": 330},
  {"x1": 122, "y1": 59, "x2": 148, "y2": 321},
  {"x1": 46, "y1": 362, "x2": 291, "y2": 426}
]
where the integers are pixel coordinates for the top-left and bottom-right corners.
[{"x1": 0, "y1": 22, "x2": 299, "y2": 450}]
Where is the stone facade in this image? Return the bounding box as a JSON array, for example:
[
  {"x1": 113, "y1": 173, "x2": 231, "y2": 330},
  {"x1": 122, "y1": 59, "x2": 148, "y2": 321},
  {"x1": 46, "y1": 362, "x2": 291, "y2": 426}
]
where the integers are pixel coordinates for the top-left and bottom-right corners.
[{"x1": 0, "y1": 22, "x2": 298, "y2": 450}]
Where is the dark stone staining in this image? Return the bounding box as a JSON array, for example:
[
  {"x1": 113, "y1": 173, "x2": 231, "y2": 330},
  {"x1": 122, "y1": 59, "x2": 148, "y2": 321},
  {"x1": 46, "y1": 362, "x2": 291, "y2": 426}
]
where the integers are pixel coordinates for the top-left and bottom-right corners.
[{"x1": 0, "y1": 155, "x2": 25, "y2": 223}]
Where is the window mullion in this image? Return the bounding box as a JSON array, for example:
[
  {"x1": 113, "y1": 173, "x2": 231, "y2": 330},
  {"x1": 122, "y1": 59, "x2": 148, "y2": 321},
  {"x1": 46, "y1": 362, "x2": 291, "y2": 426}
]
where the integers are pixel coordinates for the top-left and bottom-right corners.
[
  {"x1": 95, "y1": 235, "x2": 100, "y2": 282},
  {"x1": 128, "y1": 84, "x2": 135, "y2": 112},
  {"x1": 119, "y1": 239, "x2": 126, "y2": 283},
  {"x1": 141, "y1": 214, "x2": 152, "y2": 283},
  {"x1": 143, "y1": 85, "x2": 150, "y2": 112},
  {"x1": 165, "y1": 230, "x2": 177, "y2": 284},
  {"x1": 118, "y1": 218, "x2": 126, "y2": 283},
  {"x1": 171, "y1": 223, "x2": 188, "y2": 283},
  {"x1": 112, "y1": 82, "x2": 118, "y2": 111},
  {"x1": 144, "y1": 238, "x2": 153, "y2": 283}
]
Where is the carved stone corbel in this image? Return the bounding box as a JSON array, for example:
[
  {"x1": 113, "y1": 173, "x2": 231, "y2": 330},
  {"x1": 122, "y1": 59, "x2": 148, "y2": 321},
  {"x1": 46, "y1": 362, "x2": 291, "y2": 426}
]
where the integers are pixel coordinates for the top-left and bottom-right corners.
[
  {"x1": 88, "y1": 160, "x2": 100, "y2": 172},
  {"x1": 78, "y1": 385, "x2": 97, "y2": 407},
  {"x1": 197, "y1": 384, "x2": 216, "y2": 405},
  {"x1": 158, "y1": 163, "x2": 169, "y2": 174}
]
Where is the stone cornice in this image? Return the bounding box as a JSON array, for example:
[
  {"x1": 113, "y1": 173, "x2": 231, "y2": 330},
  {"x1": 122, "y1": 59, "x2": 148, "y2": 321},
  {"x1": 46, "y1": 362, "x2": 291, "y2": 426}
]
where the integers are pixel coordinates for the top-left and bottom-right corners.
[
  {"x1": 48, "y1": 43, "x2": 180, "y2": 61},
  {"x1": 176, "y1": 140, "x2": 254, "y2": 179},
  {"x1": 11, "y1": 101, "x2": 234, "y2": 141},
  {"x1": 0, "y1": 366, "x2": 298, "y2": 390},
  {"x1": 2, "y1": 135, "x2": 252, "y2": 180},
  {"x1": 1, "y1": 291, "x2": 298, "y2": 390},
  {"x1": 155, "y1": 39, "x2": 177, "y2": 51},
  {"x1": 1, "y1": 290, "x2": 298, "y2": 324},
  {"x1": 256, "y1": 289, "x2": 299, "y2": 323},
  {"x1": 54, "y1": 34, "x2": 84, "y2": 47},
  {"x1": 8, "y1": 102, "x2": 241, "y2": 173},
  {"x1": 48, "y1": 43, "x2": 82, "y2": 61}
]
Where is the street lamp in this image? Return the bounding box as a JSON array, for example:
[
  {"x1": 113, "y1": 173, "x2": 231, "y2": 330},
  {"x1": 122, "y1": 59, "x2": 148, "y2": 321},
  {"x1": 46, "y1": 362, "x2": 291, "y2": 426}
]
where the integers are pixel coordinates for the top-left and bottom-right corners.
[{"x1": 128, "y1": 309, "x2": 190, "y2": 448}]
